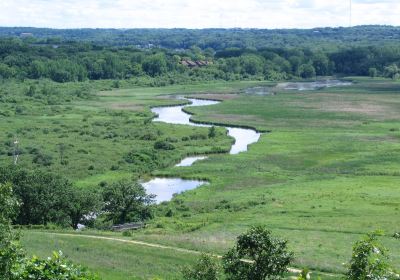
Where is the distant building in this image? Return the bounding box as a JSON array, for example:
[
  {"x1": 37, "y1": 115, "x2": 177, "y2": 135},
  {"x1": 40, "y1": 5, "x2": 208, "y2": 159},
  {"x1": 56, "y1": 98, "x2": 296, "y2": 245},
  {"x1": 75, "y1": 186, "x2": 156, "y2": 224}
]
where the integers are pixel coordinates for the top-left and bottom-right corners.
[{"x1": 180, "y1": 59, "x2": 212, "y2": 68}]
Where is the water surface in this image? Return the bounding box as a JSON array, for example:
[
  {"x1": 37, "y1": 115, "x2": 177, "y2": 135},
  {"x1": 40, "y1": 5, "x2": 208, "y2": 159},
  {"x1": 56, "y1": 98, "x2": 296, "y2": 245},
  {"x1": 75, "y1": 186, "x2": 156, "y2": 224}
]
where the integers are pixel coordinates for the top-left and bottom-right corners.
[
  {"x1": 176, "y1": 156, "x2": 208, "y2": 167},
  {"x1": 245, "y1": 79, "x2": 352, "y2": 95},
  {"x1": 151, "y1": 98, "x2": 261, "y2": 155},
  {"x1": 152, "y1": 98, "x2": 219, "y2": 126},
  {"x1": 142, "y1": 178, "x2": 207, "y2": 203}
]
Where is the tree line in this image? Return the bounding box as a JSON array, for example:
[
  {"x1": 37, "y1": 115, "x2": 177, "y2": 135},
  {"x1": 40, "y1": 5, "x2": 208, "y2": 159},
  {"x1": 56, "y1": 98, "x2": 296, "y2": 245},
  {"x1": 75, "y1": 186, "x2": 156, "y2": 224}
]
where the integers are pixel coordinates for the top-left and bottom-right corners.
[
  {"x1": 1, "y1": 39, "x2": 400, "y2": 84},
  {"x1": 0, "y1": 166, "x2": 154, "y2": 230},
  {"x1": 2, "y1": 26, "x2": 400, "y2": 49}
]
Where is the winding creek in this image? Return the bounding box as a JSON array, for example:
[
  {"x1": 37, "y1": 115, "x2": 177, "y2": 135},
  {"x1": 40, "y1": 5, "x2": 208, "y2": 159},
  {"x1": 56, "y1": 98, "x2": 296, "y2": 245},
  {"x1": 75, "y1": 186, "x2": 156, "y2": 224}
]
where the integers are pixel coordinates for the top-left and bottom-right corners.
[
  {"x1": 143, "y1": 80, "x2": 352, "y2": 203},
  {"x1": 143, "y1": 98, "x2": 261, "y2": 203}
]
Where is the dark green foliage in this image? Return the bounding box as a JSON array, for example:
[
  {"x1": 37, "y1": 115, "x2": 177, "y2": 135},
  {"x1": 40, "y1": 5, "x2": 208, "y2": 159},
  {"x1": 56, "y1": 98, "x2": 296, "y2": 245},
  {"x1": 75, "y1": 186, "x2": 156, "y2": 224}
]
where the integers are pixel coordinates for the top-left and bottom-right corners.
[
  {"x1": 346, "y1": 231, "x2": 395, "y2": 280},
  {"x1": 2, "y1": 33, "x2": 400, "y2": 84},
  {"x1": 101, "y1": 180, "x2": 155, "y2": 225},
  {"x1": 154, "y1": 140, "x2": 175, "y2": 150},
  {"x1": 0, "y1": 166, "x2": 99, "y2": 229},
  {"x1": 142, "y1": 53, "x2": 168, "y2": 77},
  {"x1": 0, "y1": 183, "x2": 96, "y2": 279},
  {"x1": 0, "y1": 167, "x2": 72, "y2": 226},
  {"x1": 222, "y1": 226, "x2": 293, "y2": 280},
  {"x1": 0, "y1": 183, "x2": 22, "y2": 279},
  {"x1": 68, "y1": 187, "x2": 102, "y2": 230},
  {"x1": 208, "y1": 126, "x2": 217, "y2": 138},
  {"x1": 298, "y1": 64, "x2": 316, "y2": 79},
  {"x1": 32, "y1": 152, "x2": 53, "y2": 166},
  {"x1": 181, "y1": 254, "x2": 220, "y2": 280},
  {"x1": 3, "y1": 26, "x2": 400, "y2": 50}
]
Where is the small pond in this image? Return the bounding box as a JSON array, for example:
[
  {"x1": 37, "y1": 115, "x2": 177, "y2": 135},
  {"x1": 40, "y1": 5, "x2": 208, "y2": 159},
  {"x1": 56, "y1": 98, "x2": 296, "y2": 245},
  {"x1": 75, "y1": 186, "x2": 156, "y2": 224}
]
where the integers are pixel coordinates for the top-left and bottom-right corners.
[{"x1": 142, "y1": 178, "x2": 207, "y2": 203}]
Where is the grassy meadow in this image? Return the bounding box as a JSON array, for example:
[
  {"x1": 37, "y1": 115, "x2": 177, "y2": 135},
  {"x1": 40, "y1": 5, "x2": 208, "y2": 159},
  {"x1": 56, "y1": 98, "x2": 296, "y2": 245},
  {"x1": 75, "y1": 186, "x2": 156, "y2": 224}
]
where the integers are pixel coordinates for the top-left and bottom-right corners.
[{"x1": 5, "y1": 78, "x2": 400, "y2": 278}]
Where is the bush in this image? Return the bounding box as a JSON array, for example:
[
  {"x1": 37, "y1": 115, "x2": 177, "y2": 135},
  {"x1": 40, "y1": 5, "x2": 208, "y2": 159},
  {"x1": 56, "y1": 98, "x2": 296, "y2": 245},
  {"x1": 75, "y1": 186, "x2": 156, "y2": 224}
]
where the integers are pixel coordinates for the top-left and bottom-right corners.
[
  {"x1": 222, "y1": 226, "x2": 293, "y2": 280},
  {"x1": 165, "y1": 209, "x2": 174, "y2": 217},
  {"x1": 208, "y1": 126, "x2": 217, "y2": 138},
  {"x1": 181, "y1": 254, "x2": 220, "y2": 280},
  {"x1": 32, "y1": 153, "x2": 53, "y2": 166},
  {"x1": 14, "y1": 251, "x2": 98, "y2": 280},
  {"x1": 154, "y1": 140, "x2": 175, "y2": 150},
  {"x1": 346, "y1": 231, "x2": 396, "y2": 280}
]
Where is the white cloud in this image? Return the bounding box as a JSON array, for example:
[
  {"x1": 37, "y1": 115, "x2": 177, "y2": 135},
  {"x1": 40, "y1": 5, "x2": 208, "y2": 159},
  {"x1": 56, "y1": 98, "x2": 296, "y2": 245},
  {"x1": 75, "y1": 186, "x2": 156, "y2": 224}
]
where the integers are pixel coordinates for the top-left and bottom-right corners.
[{"x1": 0, "y1": 0, "x2": 399, "y2": 28}]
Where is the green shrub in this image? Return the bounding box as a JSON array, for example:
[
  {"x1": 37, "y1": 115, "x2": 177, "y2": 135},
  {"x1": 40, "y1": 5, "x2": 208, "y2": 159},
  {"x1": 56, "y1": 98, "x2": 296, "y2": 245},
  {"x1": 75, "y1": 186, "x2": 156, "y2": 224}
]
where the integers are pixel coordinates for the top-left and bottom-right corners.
[
  {"x1": 222, "y1": 226, "x2": 293, "y2": 280},
  {"x1": 346, "y1": 231, "x2": 395, "y2": 280},
  {"x1": 15, "y1": 251, "x2": 98, "y2": 280},
  {"x1": 181, "y1": 254, "x2": 220, "y2": 280},
  {"x1": 32, "y1": 153, "x2": 53, "y2": 166},
  {"x1": 154, "y1": 140, "x2": 175, "y2": 150}
]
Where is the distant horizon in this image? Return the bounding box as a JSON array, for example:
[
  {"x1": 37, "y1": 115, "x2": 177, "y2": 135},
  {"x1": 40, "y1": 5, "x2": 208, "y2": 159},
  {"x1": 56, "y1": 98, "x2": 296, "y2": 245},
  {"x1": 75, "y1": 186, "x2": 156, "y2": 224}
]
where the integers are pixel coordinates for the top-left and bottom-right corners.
[
  {"x1": 1, "y1": 0, "x2": 400, "y2": 29},
  {"x1": 1, "y1": 24, "x2": 399, "y2": 31}
]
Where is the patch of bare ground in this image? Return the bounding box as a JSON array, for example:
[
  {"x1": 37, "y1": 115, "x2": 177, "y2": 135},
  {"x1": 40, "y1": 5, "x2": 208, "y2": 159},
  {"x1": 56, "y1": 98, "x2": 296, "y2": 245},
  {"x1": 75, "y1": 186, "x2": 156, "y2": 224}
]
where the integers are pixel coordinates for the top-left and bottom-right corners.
[
  {"x1": 291, "y1": 93, "x2": 399, "y2": 119},
  {"x1": 189, "y1": 93, "x2": 239, "y2": 101},
  {"x1": 320, "y1": 102, "x2": 389, "y2": 116}
]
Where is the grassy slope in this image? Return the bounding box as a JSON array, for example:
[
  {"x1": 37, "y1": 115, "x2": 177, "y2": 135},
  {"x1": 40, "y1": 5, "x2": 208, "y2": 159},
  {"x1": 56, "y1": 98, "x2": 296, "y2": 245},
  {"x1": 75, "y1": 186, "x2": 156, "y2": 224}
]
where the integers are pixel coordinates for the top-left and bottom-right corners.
[
  {"x1": 18, "y1": 78, "x2": 400, "y2": 277},
  {"x1": 21, "y1": 231, "x2": 199, "y2": 280},
  {"x1": 21, "y1": 231, "x2": 341, "y2": 280}
]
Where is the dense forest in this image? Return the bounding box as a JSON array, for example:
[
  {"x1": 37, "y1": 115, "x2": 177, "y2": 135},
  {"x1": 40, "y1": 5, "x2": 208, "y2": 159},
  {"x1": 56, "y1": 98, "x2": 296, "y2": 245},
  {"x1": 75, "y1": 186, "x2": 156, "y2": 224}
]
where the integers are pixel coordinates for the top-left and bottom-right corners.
[
  {"x1": 1, "y1": 36, "x2": 400, "y2": 84},
  {"x1": 2, "y1": 26, "x2": 400, "y2": 49}
]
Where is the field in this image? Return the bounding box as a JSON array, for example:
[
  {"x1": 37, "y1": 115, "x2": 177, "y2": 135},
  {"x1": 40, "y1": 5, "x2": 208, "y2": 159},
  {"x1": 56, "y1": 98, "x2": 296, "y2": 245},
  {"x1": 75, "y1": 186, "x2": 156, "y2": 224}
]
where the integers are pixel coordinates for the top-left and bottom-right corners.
[{"x1": 8, "y1": 78, "x2": 400, "y2": 278}]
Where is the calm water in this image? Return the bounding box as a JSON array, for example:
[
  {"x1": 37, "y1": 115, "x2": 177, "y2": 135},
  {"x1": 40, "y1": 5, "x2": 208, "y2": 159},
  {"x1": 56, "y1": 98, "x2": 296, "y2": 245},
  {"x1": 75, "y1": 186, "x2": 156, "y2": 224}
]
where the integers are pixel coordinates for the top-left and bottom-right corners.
[
  {"x1": 152, "y1": 98, "x2": 261, "y2": 155},
  {"x1": 245, "y1": 80, "x2": 352, "y2": 95},
  {"x1": 281, "y1": 80, "x2": 352, "y2": 91},
  {"x1": 146, "y1": 97, "x2": 261, "y2": 202},
  {"x1": 227, "y1": 127, "x2": 260, "y2": 155},
  {"x1": 175, "y1": 156, "x2": 208, "y2": 167},
  {"x1": 142, "y1": 178, "x2": 207, "y2": 203},
  {"x1": 152, "y1": 98, "x2": 219, "y2": 126}
]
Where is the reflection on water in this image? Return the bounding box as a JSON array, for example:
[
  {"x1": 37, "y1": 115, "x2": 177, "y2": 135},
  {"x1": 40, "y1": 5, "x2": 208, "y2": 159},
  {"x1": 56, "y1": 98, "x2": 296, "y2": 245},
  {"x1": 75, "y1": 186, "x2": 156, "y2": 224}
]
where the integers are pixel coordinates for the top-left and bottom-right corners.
[{"x1": 142, "y1": 178, "x2": 207, "y2": 203}]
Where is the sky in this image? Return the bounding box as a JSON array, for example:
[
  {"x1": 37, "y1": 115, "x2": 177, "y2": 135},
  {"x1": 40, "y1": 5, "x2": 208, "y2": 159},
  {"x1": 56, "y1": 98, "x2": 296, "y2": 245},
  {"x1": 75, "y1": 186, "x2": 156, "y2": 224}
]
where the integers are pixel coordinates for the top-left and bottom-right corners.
[{"x1": 1, "y1": 0, "x2": 399, "y2": 29}]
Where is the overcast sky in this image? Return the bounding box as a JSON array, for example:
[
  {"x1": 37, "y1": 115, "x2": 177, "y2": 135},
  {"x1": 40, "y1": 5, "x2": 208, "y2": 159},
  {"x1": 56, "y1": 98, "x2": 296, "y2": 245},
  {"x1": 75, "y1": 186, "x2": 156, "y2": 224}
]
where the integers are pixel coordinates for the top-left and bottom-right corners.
[{"x1": 1, "y1": 0, "x2": 399, "y2": 29}]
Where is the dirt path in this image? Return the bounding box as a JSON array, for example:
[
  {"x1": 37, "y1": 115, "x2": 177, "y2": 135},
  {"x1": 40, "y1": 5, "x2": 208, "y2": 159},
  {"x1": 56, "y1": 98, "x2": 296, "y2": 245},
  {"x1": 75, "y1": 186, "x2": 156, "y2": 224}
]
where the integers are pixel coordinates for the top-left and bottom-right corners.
[{"x1": 35, "y1": 231, "x2": 339, "y2": 277}]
